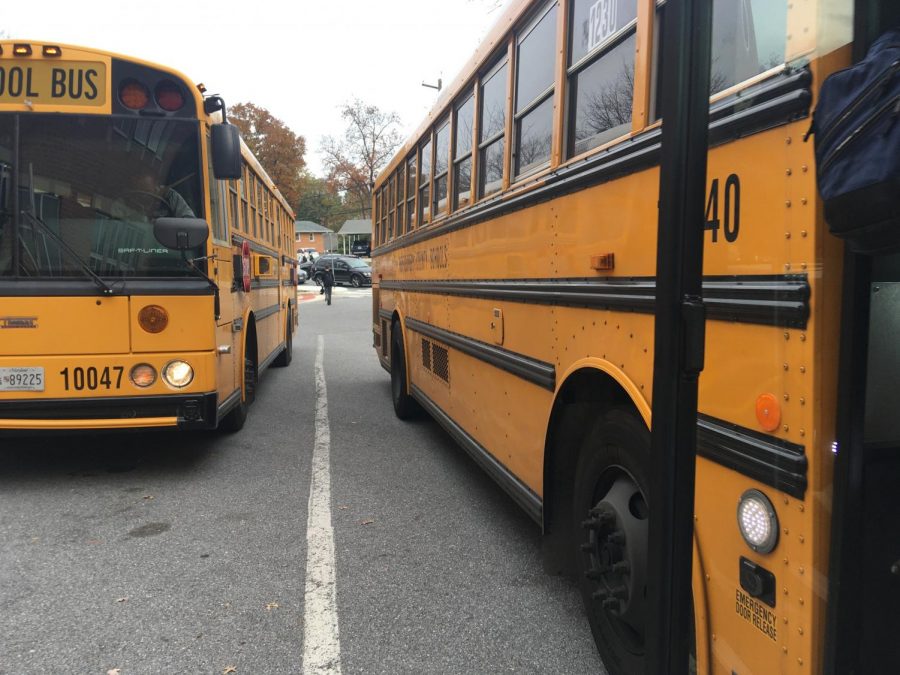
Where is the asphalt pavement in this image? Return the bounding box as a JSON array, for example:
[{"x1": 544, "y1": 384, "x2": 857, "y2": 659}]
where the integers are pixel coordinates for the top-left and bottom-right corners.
[{"x1": 0, "y1": 286, "x2": 604, "y2": 674}]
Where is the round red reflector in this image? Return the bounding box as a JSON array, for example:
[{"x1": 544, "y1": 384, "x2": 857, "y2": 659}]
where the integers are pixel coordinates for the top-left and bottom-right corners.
[
  {"x1": 155, "y1": 81, "x2": 185, "y2": 112},
  {"x1": 119, "y1": 81, "x2": 150, "y2": 110}
]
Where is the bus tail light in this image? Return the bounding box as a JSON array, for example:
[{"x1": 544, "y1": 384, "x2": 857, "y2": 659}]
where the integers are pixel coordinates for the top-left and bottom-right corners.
[
  {"x1": 163, "y1": 360, "x2": 193, "y2": 388},
  {"x1": 155, "y1": 81, "x2": 185, "y2": 112},
  {"x1": 737, "y1": 489, "x2": 779, "y2": 554},
  {"x1": 119, "y1": 80, "x2": 150, "y2": 110},
  {"x1": 130, "y1": 364, "x2": 157, "y2": 388},
  {"x1": 138, "y1": 305, "x2": 169, "y2": 333}
]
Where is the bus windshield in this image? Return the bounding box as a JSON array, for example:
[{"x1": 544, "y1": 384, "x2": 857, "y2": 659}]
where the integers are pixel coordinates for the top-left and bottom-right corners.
[{"x1": 0, "y1": 114, "x2": 204, "y2": 278}]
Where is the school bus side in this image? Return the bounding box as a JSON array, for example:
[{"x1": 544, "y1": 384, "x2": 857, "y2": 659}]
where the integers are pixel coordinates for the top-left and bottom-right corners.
[{"x1": 372, "y1": 1, "x2": 849, "y2": 672}]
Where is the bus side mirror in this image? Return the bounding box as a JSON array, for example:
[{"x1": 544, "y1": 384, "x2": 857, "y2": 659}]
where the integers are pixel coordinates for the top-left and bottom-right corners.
[
  {"x1": 211, "y1": 123, "x2": 242, "y2": 179},
  {"x1": 154, "y1": 217, "x2": 210, "y2": 250}
]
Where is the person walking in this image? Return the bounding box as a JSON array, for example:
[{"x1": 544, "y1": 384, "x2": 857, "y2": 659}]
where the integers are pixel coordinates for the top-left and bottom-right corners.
[{"x1": 321, "y1": 263, "x2": 335, "y2": 306}]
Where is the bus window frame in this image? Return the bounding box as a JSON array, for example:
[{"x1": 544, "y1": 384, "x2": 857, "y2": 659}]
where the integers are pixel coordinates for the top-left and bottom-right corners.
[
  {"x1": 452, "y1": 89, "x2": 476, "y2": 212},
  {"x1": 406, "y1": 153, "x2": 418, "y2": 231},
  {"x1": 512, "y1": 0, "x2": 559, "y2": 179},
  {"x1": 418, "y1": 134, "x2": 433, "y2": 225},
  {"x1": 432, "y1": 116, "x2": 451, "y2": 218},
  {"x1": 477, "y1": 54, "x2": 510, "y2": 200}
]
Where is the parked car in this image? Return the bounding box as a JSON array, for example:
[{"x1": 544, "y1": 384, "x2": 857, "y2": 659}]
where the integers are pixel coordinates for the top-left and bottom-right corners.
[
  {"x1": 350, "y1": 240, "x2": 371, "y2": 257},
  {"x1": 296, "y1": 267, "x2": 308, "y2": 285},
  {"x1": 310, "y1": 255, "x2": 372, "y2": 287}
]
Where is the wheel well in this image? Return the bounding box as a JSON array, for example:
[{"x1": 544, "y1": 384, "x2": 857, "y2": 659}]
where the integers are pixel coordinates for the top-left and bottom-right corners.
[
  {"x1": 541, "y1": 367, "x2": 641, "y2": 576},
  {"x1": 245, "y1": 314, "x2": 258, "y2": 366}
]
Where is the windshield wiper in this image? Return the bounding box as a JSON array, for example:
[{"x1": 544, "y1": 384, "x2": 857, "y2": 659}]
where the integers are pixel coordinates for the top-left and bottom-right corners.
[
  {"x1": 20, "y1": 209, "x2": 115, "y2": 295},
  {"x1": 20, "y1": 162, "x2": 114, "y2": 295}
]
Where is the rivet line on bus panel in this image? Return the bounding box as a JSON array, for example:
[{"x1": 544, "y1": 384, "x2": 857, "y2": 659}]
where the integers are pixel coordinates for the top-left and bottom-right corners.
[{"x1": 302, "y1": 335, "x2": 342, "y2": 674}]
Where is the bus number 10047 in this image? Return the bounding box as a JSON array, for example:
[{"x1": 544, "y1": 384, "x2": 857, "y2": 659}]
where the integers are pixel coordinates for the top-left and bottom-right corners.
[{"x1": 59, "y1": 366, "x2": 124, "y2": 391}]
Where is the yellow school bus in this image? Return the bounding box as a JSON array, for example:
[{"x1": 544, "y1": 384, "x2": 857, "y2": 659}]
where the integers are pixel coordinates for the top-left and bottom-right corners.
[
  {"x1": 373, "y1": 0, "x2": 899, "y2": 672},
  {"x1": 0, "y1": 41, "x2": 297, "y2": 432}
]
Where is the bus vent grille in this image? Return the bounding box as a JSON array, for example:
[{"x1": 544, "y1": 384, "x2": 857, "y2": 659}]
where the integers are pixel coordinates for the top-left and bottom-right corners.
[
  {"x1": 432, "y1": 344, "x2": 449, "y2": 383},
  {"x1": 422, "y1": 338, "x2": 432, "y2": 370}
]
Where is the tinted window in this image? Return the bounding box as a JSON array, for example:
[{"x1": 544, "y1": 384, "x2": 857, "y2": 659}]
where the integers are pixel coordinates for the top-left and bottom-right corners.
[
  {"x1": 435, "y1": 121, "x2": 450, "y2": 176},
  {"x1": 456, "y1": 95, "x2": 475, "y2": 157},
  {"x1": 480, "y1": 139, "x2": 505, "y2": 196},
  {"x1": 481, "y1": 62, "x2": 508, "y2": 141},
  {"x1": 517, "y1": 4, "x2": 559, "y2": 111},
  {"x1": 570, "y1": 0, "x2": 637, "y2": 65},
  {"x1": 710, "y1": 0, "x2": 788, "y2": 94},
  {"x1": 517, "y1": 96, "x2": 555, "y2": 174},
  {"x1": 570, "y1": 31, "x2": 635, "y2": 155}
]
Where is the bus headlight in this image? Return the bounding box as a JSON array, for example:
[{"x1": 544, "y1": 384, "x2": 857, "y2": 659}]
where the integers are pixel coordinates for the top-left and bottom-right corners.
[
  {"x1": 163, "y1": 360, "x2": 194, "y2": 388},
  {"x1": 130, "y1": 363, "x2": 157, "y2": 388},
  {"x1": 737, "y1": 489, "x2": 779, "y2": 554}
]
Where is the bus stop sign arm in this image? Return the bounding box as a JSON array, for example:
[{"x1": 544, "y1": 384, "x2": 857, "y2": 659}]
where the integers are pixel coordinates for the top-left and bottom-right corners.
[{"x1": 647, "y1": 0, "x2": 713, "y2": 673}]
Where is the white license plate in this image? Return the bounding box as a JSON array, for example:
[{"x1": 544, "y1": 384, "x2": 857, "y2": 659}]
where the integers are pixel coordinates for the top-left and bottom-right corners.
[{"x1": 0, "y1": 367, "x2": 45, "y2": 391}]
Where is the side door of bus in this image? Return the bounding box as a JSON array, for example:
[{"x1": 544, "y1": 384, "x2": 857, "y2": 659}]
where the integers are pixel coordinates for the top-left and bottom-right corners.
[{"x1": 207, "y1": 143, "x2": 240, "y2": 407}]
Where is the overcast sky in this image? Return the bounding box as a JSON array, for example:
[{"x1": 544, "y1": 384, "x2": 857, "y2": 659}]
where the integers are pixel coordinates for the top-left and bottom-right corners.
[{"x1": 3, "y1": 0, "x2": 509, "y2": 176}]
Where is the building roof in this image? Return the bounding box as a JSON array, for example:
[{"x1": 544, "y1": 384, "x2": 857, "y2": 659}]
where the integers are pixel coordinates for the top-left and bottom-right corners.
[
  {"x1": 338, "y1": 219, "x2": 371, "y2": 236},
  {"x1": 294, "y1": 220, "x2": 331, "y2": 233}
]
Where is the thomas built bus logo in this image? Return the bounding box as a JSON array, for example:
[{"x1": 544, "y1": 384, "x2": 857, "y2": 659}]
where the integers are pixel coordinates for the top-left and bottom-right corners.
[{"x1": 0, "y1": 317, "x2": 38, "y2": 329}]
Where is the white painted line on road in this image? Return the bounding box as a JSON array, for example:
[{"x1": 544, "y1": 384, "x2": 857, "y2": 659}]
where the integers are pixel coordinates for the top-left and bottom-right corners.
[{"x1": 303, "y1": 335, "x2": 342, "y2": 674}]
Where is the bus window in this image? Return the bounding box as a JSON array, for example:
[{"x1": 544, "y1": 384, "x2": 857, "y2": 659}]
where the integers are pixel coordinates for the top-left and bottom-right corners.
[
  {"x1": 479, "y1": 58, "x2": 508, "y2": 198},
  {"x1": 433, "y1": 119, "x2": 450, "y2": 216},
  {"x1": 406, "y1": 154, "x2": 417, "y2": 229},
  {"x1": 395, "y1": 165, "x2": 406, "y2": 235},
  {"x1": 514, "y1": 2, "x2": 558, "y2": 177},
  {"x1": 567, "y1": 0, "x2": 637, "y2": 157},
  {"x1": 418, "y1": 137, "x2": 432, "y2": 224},
  {"x1": 453, "y1": 94, "x2": 475, "y2": 210}
]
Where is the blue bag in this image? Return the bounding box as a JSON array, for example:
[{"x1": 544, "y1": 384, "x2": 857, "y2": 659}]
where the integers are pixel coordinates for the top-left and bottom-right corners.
[{"x1": 809, "y1": 28, "x2": 900, "y2": 254}]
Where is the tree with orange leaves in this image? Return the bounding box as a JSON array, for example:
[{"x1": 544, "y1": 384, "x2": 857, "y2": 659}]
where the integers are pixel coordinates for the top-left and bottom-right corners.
[{"x1": 230, "y1": 102, "x2": 306, "y2": 210}]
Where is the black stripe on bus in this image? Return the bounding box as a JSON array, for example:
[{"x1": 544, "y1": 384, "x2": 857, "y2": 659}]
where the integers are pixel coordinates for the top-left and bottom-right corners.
[
  {"x1": 411, "y1": 383, "x2": 543, "y2": 523},
  {"x1": 372, "y1": 68, "x2": 811, "y2": 259},
  {"x1": 255, "y1": 303, "x2": 281, "y2": 321},
  {"x1": 252, "y1": 279, "x2": 280, "y2": 289},
  {"x1": 378, "y1": 308, "x2": 394, "y2": 321},
  {"x1": 697, "y1": 413, "x2": 807, "y2": 498},
  {"x1": 405, "y1": 317, "x2": 556, "y2": 391},
  {"x1": 0, "y1": 278, "x2": 215, "y2": 297},
  {"x1": 382, "y1": 275, "x2": 810, "y2": 329}
]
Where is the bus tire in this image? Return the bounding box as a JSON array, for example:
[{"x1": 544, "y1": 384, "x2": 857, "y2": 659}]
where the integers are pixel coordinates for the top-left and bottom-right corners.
[
  {"x1": 391, "y1": 324, "x2": 419, "y2": 420},
  {"x1": 273, "y1": 324, "x2": 292, "y2": 367},
  {"x1": 573, "y1": 407, "x2": 650, "y2": 674},
  {"x1": 220, "y1": 354, "x2": 257, "y2": 433}
]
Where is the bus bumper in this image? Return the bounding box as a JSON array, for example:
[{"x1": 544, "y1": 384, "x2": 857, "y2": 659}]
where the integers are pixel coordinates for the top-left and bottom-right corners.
[{"x1": 0, "y1": 393, "x2": 219, "y2": 432}]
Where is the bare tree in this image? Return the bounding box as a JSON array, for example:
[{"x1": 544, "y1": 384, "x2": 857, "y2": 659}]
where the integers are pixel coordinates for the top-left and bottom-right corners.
[{"x1": 320, "y1": 99, "x2": 404, "y2": 219}]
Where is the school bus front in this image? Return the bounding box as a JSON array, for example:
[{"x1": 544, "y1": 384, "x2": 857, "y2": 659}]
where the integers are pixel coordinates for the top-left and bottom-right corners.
[{"x1": 0, "y1": 42, "x2": 223, "y2": 430}]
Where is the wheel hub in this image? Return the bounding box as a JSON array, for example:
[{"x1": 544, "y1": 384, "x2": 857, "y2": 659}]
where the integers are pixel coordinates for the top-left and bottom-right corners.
[{"x1": 581, "y1": 475, "x2": 649, "y2": 641}]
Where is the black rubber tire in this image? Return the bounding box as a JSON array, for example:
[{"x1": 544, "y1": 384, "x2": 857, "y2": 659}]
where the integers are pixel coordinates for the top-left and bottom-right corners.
[
  {"x1": 350, "y1": 274, "x2": 362, "y2": 288},
  {"x1": 272, "y1": 324, "x2": 292, "y2": 367},
  {"x1": 219, "y1": 355, "x2": 257, "y2": 433},
  {"x1": 573, "y1": 407, "x2": 651, "y2": 675},
  {"x1": 390, "y1": 324, "x2": 419, "y2": 419}
]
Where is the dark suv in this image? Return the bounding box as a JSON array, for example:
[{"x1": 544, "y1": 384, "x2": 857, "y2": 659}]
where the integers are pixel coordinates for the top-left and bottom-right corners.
[
  {"x1": 350, "y1": 240, "x2": 371, "y2": 257},
  {"x1": 311, "y1": 255, "x2": 372, "y2": 287}
]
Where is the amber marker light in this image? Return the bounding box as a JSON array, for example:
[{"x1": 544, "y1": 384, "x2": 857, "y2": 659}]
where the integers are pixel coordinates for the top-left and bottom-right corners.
[
  {"x1": 13, "y1": 44, "x2": 33, "y2": 56},
  {"x1": 138, "y1": 305, "x2": 169, "y2": 334},
  {"x1": 119, "y1": 80, "x2": 150, "y2": 110},
  {"x1": 130, "y1": 364, "x2": 157, "y2": 388},
  {"x1": 755, "y1": 393, "x2": 781, "y2": 432},
  {"x1": 42, "y1": 45, "x2": 62, "y2": 57}
]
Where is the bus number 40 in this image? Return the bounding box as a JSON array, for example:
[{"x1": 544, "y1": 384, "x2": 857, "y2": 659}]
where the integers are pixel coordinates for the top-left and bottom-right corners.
[{"x1": 705, "y1": 173, "x2": 741, "y2": 243}]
